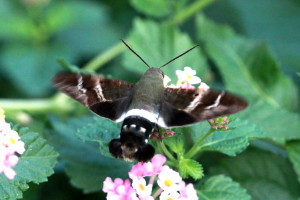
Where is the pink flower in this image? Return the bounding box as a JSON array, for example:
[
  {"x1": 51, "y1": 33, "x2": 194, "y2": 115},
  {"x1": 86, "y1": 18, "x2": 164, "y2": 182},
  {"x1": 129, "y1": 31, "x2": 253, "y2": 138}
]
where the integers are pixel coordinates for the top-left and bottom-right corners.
[
  {"x1": 129, "y1": 154, "x2": 166, "y2": 179},
  {"x1": 103, "y1": 177, "x2": 138, "y2": 200},
  {"x1": 146, "y1": 154, "x2": 166, "y2": 175},
  {"x1": 178, "y1": 181, "x2": 198, "y2": 200},
  {"x1": 212, "y1": 125, "x2": 218, "y2": 129},
  {"x1": 129, "y1": 162, "x2": 149, "y2": 179}
]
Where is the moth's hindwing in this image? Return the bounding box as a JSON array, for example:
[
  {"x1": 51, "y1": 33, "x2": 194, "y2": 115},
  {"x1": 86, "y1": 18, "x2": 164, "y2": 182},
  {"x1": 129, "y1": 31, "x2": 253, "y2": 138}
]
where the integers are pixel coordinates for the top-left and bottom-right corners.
[
  {"x1": 159, "y1": 87, "x2": 248, "y2": 127},
  {"x1": 52, "y1": 74, "x2": 133, "y2": 121}
]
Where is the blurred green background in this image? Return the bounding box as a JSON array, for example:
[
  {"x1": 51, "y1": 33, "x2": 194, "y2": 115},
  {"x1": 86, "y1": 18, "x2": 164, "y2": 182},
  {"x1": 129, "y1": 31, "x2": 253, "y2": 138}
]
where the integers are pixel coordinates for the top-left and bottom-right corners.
[{"x1": 0, "y1": 0, "x2": 299, "y2": 199}]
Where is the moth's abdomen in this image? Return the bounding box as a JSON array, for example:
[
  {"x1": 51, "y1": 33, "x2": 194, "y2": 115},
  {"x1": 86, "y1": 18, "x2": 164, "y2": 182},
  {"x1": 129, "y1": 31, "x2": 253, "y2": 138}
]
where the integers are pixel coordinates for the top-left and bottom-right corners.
[
  {"x1": 121, "y1": 116, "x2": 155, "y2": 140},
  {"x1": 109, "y1": 116, "x2": 156, "y2": 162}
]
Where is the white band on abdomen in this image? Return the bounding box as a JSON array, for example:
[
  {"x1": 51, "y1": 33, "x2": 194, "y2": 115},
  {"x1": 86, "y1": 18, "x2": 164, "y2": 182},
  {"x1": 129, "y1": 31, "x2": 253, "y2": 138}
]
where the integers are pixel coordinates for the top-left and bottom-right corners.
[{"x1": 125, "y1": 109, "x2": 158, "y2": 123}]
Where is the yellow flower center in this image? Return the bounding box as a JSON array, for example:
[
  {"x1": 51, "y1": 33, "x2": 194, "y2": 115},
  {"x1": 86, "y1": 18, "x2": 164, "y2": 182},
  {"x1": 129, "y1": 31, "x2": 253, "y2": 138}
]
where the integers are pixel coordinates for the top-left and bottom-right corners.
[
  {"x1": 166, "y1": 198, "x2": 174, "y2": 200},
  {"x1": 164, "y1": 179, "x2": 172, "y2": 187},
  {"x1": 10, "y1": 138, "x2": 16, "y2": 144},
  {"x1": 139, "y1": 183, "x2": 145, "y2": 191},
  {"x1": 187, "y1": 75, "x2": 192, "y2": 79}
]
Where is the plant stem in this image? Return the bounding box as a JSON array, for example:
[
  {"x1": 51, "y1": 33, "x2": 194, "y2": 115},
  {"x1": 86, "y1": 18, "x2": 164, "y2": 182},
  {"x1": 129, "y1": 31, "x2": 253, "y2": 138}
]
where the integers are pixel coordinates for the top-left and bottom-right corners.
[
  {"x1": 0, "y1": 94, "x2": 73, "y2": 114},
  {"x1": 172, "y1": 0, "x2": 216, "y2": 24},
  {"x1": 185, "y1": 128, "x2": 215, "y2": 159},
  {"x1": 83, "y1": 42, "x2": 126, "y2": 72},
  {"x1": 157, "y1": 141, "x2": 176, "y2": 161}
]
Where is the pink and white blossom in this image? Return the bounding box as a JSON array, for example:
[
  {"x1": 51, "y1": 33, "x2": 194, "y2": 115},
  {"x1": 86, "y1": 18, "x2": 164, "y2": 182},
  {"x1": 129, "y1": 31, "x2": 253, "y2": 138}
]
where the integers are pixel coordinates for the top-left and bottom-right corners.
[
  {"x1": 0, "y1": 108, "x2": 25, "y2": 180},
  {"x1": 103, "y1": 154, "x2": 198, "y2": 200}
]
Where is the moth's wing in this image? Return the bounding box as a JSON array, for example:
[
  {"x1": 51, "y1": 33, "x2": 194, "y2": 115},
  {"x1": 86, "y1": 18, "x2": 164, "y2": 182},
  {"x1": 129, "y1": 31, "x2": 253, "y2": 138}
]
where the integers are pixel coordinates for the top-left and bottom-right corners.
[
  {"x1": 158, "y1": 87, "x2": 248, "y2": 127},
  {"x1": 53, "y1": 74, "x2": 133, "y2": 121}
]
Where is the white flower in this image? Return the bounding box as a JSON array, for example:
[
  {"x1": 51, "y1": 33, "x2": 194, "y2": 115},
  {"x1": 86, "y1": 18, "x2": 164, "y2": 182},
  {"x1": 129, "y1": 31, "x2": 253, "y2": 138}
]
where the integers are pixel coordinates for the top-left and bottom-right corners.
[
  {"x1": 175, "y1": 67, "x2": 201, "y2": 85},
  {"x1": 157, "y1": 166, "x2": 182, "y2": 191},
  {"x1": 159, "y1": 191, "x2": 180, "y2": 200},
  {"x1": 2, "y1": 129, "x2": 25, "y2": 154},
  {"x1": 132, "y1": 177, "x2": 152, "y2": 197}
]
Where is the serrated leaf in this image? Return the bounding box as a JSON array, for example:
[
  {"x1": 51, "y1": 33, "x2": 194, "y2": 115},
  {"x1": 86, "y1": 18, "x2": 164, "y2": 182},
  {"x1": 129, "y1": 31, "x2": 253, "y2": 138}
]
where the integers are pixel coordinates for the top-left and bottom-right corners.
[
  {"x1": 237, "y1": 100, "x2": 300, "y2": 141},
  {"x1": 211, "y1": 149, "x2": 300, "y2": 200},
  {"x1": 179, "y1": 159, "x2": 203, "y2": 180},
  {"x1": 286, "y1": 141, "x2": 300, "y2": 183},
  {"x1": 198, "y1": 175, "x2": 251, "y2": 200},
  {"x1": 0, "y1": 127, "x2": 58, "y2": 200},
  {"x1": 0, "y1": 177, "x2": 27, "y2": 200},
  {"x1": 76, "y1": 116, "x2": 120, "y2": 157},
  {"x1": 47, "y1": 116, "x2": 131, "y2": 193},
  {"x1": 196, "y1": 14, "x2": 299, "y2": 111},
  {"x1": 188, "y1": 118, "x2": 263, "y2": 157},
  {"x1": 123, "y1": 18, "x2": 209, "y2": 83}
]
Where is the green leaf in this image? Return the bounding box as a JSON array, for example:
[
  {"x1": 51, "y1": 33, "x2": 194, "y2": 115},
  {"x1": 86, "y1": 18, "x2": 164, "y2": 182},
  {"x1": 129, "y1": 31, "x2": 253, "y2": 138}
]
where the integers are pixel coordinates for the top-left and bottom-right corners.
[
  {"x1": 210, "y1": 0, "x2": 300, "y2": 78},
  {"x1": 130, "y1": 0, "x2": 171, "y2": 18},
  {"x1": 189, "y1": 118, "x2": 264, "y2": 156},
  {"x1": 0, "y1": 45, "x2": 71, "y2": 97},
  {"x1": 47, "y1": 116, "x2": 131, "y2": 193},
  {"x1": 238, "y1": 100, "x2": 300, "y2": 141},
  {"x1": 75, "y1": 116, "x2": 120, "y2": 157},
  {"x1": 211, "y1": 149, "x2": 300, "y2": 200},
  {"x1": 0, "y1": 127, "x2": 58, "y2": 200},
  {"x1": 164, "y1": 136, "x2": 185, "y2": 157},
  {"x1": 196, "y1": 14, "x2": 299, "y2": 111},
  {"x1": 179, "y1": 159, "x2": 204, "y2": 180},
  {"x1": 286, "y1": 141, "x2": 300, "y2": 183},
  {"x1": 123, "y1": 18, "x2": 209, "y2": 83},
  {"x1": 198, "y1": 175, "x2": 251, "y2": 200}
]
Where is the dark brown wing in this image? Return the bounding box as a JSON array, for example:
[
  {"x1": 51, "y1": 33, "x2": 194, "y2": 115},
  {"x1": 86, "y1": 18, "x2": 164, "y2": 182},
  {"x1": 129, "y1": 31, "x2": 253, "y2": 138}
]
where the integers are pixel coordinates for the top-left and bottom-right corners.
[
  {"x1": 158, "y1": 87, "x2": 248, "y2": 127},
  {"x1": 52, "y1": 73, "x2": 133, "y2": 121}
]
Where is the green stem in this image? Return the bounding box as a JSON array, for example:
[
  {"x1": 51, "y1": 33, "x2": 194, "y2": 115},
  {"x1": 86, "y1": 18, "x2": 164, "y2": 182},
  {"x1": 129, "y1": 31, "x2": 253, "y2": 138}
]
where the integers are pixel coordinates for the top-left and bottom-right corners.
[
  {"x1": 185, "y1": 128, "x2": 215, "y2": 159},
  {"x1": 171, "y1": 0, "x2": 216, "y2": 24},
  {"x1": 157, "y1": 141, "x2": 176, "y2": 161},
  {"x1": 0, "y1": 94, "x2": 73, "y2": 114},
  {"x1": 83, "y1": 42, "x2": 126, "y2": 72}
]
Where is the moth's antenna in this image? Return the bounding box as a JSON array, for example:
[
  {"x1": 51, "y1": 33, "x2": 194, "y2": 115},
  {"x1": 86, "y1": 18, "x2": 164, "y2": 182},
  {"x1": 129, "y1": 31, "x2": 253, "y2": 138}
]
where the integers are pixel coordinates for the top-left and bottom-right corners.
[
  {"x1": 121, "y1": 39, "x2": 151, "y2": 69},
  {"x1": 159, "y1": 44, "x2": 199, "y2": 69}
]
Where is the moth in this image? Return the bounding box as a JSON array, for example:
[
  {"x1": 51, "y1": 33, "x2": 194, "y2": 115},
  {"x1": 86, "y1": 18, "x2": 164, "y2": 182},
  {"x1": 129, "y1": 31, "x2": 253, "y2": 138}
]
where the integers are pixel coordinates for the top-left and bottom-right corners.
[{"x1": 53, "y1": 40, "x2": 248, "y2": 162}]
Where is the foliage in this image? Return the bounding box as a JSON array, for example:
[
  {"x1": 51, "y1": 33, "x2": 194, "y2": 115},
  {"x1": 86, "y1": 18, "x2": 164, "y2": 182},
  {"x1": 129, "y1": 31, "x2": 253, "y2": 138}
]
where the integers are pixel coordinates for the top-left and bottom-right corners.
[
  {"x1": 0, "y1": 127, "x2": 58, "y2": 199},
  {"x1": 0, "y1": 0, "x2": 299, "y2": 199}
]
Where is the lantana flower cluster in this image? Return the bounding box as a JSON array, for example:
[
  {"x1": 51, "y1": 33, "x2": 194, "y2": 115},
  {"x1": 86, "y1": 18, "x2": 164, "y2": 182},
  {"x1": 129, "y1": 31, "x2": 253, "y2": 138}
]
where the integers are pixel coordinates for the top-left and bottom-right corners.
[
  {"x1": 0, "y1": 107, "x2": 25, "y2": 180},
  {"x1": 208, "y1": 116, "x2": 231, "y2": 130},
  {"x1": 103, "y1": 154, "x2": 198, "y2": 200},
  {"x1": 150, "y1": 128, "x2": 175, "y2": 140}
]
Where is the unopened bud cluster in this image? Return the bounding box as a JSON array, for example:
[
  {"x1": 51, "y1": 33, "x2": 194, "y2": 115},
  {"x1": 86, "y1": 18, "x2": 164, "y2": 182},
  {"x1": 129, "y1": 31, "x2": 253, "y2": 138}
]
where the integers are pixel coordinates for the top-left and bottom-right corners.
[{"x1": 208, "y1": 116, "x2": 231, "y2": 130}]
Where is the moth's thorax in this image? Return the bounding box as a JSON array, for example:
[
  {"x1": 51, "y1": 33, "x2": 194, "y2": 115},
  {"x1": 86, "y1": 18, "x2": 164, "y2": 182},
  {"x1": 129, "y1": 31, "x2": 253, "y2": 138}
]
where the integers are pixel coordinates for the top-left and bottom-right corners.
[{"x1": 129, "y1": 68, "x2": 165, "y2": 114}]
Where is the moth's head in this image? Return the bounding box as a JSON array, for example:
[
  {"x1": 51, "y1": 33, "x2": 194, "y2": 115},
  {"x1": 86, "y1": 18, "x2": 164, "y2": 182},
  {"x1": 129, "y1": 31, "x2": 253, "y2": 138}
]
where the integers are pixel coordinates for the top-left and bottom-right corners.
[
  {"x1": 109, "y1": 116, "x2": 155, "y2": 162},
  {"x1": 145, "y1": 68, "x2": 164, "y2": 78}
]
